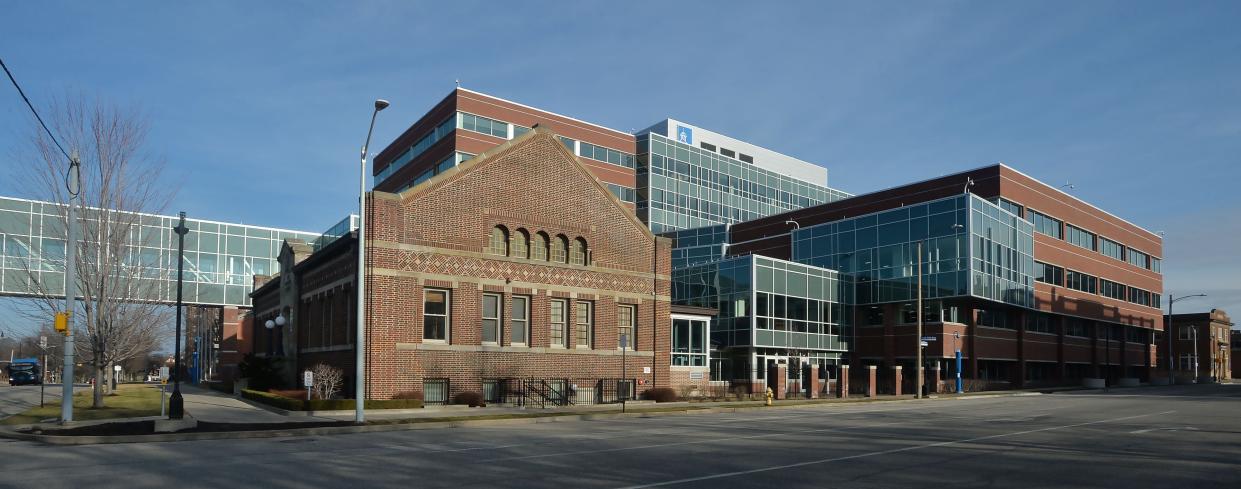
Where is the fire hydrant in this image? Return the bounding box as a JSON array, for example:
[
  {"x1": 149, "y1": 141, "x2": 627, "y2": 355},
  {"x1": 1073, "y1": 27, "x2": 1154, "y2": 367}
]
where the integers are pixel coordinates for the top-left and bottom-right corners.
[{"x1": 765, "y1": 387, "x2": 773, "y2": 406}]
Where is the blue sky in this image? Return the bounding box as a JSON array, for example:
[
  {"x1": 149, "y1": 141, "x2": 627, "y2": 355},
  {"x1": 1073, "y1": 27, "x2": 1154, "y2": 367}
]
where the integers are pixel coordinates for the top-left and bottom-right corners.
[{"x1": 1, "y1": 1, "x2": 1238, "y2": 335}]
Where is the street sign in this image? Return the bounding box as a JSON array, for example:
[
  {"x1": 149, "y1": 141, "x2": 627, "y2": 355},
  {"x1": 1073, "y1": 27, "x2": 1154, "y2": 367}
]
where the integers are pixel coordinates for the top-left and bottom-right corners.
[
  {"x1": 920, "y1": 341, "x2": 929, "y2": 348},
  {"x1": 643, "y1": 366, "x2": 651, "y2": 374},
  {"x1": 303, "y1": 370, "x2": 314, "y2": 387},
  {"x1": 159, "y1": 366, "x2": 170, "y2": 381},
  {"x1": 921, "y1": 336, "x2": 937, "y2": 342},
  {"x1": 113, "y1": 365, "x2": 122, "y2": 372},
  {"x1": 39, "y1": 336, "x2": 47, "y2": 348}
]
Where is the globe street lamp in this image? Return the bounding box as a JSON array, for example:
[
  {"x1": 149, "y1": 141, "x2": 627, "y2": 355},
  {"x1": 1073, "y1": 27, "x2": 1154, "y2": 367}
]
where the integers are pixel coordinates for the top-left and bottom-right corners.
[{"x1": 169, "y1": 212, "x2": 189, "y2": 419}]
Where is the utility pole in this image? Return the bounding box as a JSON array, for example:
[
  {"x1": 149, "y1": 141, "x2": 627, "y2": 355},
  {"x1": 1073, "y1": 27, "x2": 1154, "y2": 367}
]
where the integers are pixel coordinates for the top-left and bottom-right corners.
[{"x1": 61, "y1": 152, "x2": 81, "y2": 424}]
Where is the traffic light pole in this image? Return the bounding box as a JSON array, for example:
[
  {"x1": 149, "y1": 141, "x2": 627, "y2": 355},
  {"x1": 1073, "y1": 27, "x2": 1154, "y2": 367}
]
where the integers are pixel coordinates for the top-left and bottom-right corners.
[{"x1": 61, "y1": 153, "x2": 80, "y2": 424}]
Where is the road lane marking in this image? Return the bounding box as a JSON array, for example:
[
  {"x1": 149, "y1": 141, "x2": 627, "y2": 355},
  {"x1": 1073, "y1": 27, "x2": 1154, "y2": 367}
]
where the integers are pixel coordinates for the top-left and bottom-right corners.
[{"x1": 619, "y1": 410, "x2": 1176, "y2": 488}]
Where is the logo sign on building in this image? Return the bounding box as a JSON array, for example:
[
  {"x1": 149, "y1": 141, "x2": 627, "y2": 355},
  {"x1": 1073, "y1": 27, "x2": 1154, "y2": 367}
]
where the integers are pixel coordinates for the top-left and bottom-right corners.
[
  {"x1": 643, "y1": 366, "x2": 652, "y2": 374},
  {"x1": 677, "y1": 125, "x2": 693, "y2": 145}
]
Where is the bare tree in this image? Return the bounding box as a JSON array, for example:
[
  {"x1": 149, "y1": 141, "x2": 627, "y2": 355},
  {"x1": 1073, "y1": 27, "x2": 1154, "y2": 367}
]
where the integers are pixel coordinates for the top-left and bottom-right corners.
[
  {"x1": 310, "y1": 363, "x2": 343, "y2": 400},
  {"x1": 15, "y1": 94, "x2": 175, "y2": 407}
]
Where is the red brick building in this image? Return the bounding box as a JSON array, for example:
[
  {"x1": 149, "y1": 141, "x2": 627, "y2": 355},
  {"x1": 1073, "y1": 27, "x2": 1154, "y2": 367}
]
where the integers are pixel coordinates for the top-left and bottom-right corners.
[
  {"x1": 1164, "y1": 309, "x2": 1233, "y2": 383},
  {"x1": 251, "y1": 128, "x2": 673, "y2": 403},
  {"x1": 728, "y1": 164, "x2": 1165, "y2": 389}
]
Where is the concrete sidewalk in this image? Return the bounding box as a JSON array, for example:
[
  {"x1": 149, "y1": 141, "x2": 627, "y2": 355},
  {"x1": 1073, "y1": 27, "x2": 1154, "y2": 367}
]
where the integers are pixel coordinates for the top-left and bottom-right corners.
[{"x1": 177, "y1": 385, "x2": 336, "y2": 423}]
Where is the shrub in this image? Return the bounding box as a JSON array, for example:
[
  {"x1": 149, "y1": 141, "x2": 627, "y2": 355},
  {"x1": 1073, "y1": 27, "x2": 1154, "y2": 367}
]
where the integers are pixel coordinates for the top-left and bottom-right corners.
[
  {"x1": 453, "y1": 391, "x2": 485, "y2": 407},
  {"x1": 392, "y1": 390, "x2": 423, "y2": 401},
  {"x1": 241, "y1": 389, "x2": 423, "y2": 411},
  {"x1": 642, "y1": 387, "x2": 678, "y2": 403},
  {"x1": 310, "y1": 363, "x2": 344, "y2": 400}
]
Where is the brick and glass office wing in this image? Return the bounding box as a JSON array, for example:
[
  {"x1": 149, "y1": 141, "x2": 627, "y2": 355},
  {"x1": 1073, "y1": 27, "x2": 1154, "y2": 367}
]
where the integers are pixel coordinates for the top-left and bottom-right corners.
[{"x1": 673, "y1": 255, "x2": 851, "y2": 384}]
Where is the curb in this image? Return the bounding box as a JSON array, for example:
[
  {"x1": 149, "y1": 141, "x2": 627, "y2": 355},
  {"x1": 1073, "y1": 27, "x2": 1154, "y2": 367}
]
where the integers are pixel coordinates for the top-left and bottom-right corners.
[{"x1": 0, "y1": 384, "x2": 1105, "y2": 445}]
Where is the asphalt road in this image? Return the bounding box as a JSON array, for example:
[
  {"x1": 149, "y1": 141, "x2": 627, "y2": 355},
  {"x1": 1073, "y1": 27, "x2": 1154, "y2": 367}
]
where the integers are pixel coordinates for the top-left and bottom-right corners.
[
  {"x1": 0, "y1": 384, "x2": 64, "y2": 421},
  {"x1": 1, "y1": 384, "x2": 1239, "y2": 489}
]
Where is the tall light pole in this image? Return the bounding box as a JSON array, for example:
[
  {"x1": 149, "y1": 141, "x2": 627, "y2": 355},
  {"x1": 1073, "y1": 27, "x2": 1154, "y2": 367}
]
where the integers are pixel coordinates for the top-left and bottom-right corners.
[
  {"x1": 916, "y1": 240, "x2": 923, "y2": 399},
  {"x1": 1166, "y1": 293, "x2": 1205, "y2": 385},
  {"x1": 169, "y1": 212, "x2": 189, "y2": 419},
  {"x1": 356, "y1": 99, "x2": 389, "y2": 424},
  {"x1": 1190, "y1": 326, "x2": 1199, "y2": 383},
  {"x1": 60, "y1": 152, "x2": 80, "y2": 424}
]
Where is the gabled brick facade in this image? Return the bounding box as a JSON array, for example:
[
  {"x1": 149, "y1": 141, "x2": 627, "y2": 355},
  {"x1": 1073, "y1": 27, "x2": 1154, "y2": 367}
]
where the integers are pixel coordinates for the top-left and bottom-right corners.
[{"x1": 255, "y1": 128, "x2": 672, "y2": 402}]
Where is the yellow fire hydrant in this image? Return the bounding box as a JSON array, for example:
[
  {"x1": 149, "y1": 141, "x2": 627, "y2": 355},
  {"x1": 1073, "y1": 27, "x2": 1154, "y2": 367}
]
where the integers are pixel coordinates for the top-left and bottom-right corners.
[{"x1": 765, "y1": 387, "x2": 774, "y2": 406}]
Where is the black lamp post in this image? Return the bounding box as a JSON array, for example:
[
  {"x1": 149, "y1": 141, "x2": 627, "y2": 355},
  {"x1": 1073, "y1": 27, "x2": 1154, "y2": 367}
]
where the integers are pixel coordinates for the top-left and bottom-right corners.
[{"x1": 169, "y1": 212, "x2": 189, "y2": 419}]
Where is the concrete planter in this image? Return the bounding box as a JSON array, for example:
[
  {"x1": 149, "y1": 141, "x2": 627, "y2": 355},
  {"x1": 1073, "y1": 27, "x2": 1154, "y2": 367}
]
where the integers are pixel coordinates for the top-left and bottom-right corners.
[
  {"x1": 1082, "y1": 378, "x2": 1106, "y2": 388},
  {"x1": 233, "y1": 378, "x2": 249, "y2": 395},
  {"x1": 1118, "y1": 378, "x2": 1140, "y2": 387}
]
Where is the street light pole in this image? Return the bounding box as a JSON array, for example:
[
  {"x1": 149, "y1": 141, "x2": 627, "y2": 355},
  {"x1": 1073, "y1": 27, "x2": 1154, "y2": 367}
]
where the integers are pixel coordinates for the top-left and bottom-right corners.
[
  {"x1": 1166, "y1": 293, "x2": 1206, "y2": 385},
  {"x1": 169, "y1": 212, "x2": 189, "y2": 419},
  {"x1": 60, "y1": 152, "x2": 80, "y2": 423},
  {"x1": 355, "y1": 99, "x2": 389, "y2": 424},
  {"x1": 1191, "y1": 326, "x2": 1199, "y2": 384},
  {"x1": 916, "y1": 240, "x2": 923, "y2": 399}
]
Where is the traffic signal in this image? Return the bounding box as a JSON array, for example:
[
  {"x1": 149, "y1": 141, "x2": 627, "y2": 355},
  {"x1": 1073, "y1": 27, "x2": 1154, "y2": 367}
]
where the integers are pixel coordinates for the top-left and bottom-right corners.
[{"x1": 54, "y1": 311, "x2": 71, "y2": 335}]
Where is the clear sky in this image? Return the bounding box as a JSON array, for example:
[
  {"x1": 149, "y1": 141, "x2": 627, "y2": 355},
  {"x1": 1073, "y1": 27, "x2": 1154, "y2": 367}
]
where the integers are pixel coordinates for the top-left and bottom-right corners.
[{"x1": 1, "y1": 1, "x2": 1238, "y2": 335}]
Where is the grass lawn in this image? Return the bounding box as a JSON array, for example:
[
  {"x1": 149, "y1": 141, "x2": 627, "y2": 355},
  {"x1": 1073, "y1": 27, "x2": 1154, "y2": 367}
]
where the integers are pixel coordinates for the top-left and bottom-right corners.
[{"x1": 1, "y1": 384, "x2": 165, "y2": 426}]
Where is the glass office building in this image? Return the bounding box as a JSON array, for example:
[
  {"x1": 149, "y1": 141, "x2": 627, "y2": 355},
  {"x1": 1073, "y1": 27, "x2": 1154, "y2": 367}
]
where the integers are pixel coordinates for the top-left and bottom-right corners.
[
  {"x1": 673, "y1": 254, "x2": 852, "y2": 382},
  {"x1": 791, "y1": 193, "x2": 1034, "y2": 310},
  {"x1": 637, "y1": 132, "x2": 850, "y2": 234},
  {"x1": 0, "y1": 196, "x2": 320, "y2": 307}
]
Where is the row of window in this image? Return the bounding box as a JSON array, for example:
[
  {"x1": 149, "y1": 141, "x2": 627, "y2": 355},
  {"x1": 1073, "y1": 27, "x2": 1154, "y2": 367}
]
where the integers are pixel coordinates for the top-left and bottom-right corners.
[
  {"x1": 983, "y1": 311, "x2": 1148, "y2": 342},
  {"x1": 1005, "y1": 200, "x2": 1161, "y2": 273},
  {"x1": 489, "y1": 225, "x2": 590, "y2": 266},
  {"x1": 376, "y1": 115, "x2": 456, "y2": 184},
  {"x1": 1035, "y1": 260, "x2": 1162, "y2": 308},
  {"x1": 605, "y1": 183, "x2": 636, "y2": 203},
  {"x1": 401, "y1": 152, "x2": 475, "y2": 192},
  {"x1": 422, "y1": 289, "x2": 636, "y2": 349},
  {"x1": 698, "y1": 141, "x2": 754, "y2": 164}
]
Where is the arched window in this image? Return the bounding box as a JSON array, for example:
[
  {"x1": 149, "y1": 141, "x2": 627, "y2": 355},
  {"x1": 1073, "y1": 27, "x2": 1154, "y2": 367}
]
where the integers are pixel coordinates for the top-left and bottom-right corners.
[
  {"x1": 532, "y1": 232, "x2": 550, "y2": 261},
  {"x1": 570, "y1": 237, "x2": 588, "y2": 266},
  {"x1": 550, "y1": 234, "x2": 569, "y2": 263},
  {"x1": 512, "y1": 228, "x2": 530, "y2": 259},
  {"x1": 489, "y1": 225, "x2": 509, "y2": 256}
]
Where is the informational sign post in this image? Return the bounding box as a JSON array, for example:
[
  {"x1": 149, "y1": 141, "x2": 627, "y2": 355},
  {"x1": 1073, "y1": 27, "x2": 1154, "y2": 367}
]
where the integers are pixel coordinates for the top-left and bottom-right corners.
[{"x1": 303, "y1": 370, "x2": 314, "y2": 400}]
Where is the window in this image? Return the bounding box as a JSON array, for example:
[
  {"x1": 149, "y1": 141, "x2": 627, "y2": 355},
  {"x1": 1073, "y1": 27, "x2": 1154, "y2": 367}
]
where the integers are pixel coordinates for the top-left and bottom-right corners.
[
  {"x1": 1151, "y1": 257, "x2": 1161, "y2": 273},
  {"x1": 1065, "y1": 318, "x2": 1090, "y2": 337},
  {"x1": 738, "y1": 153, "x2": 754, "y2": 164},
  {"x1": 458, "y1": 112, "x2": 508, "y2": 138},
  {"x1": 1130, "y1": 287, "x2": 1154, "y2": 307},
  {"x1": 1027, "y1": 210, "x2": 1062, "y2": 239},
  {"x1": 532, "y1": 232, "x2": 549, "y2": 261},
  {"x1": 719, "y1": 147, "x2": 735, "y2": 158},
  {"x1": 672, "y1": 317, "x2": 707, "y2": 366},
  {"x1": 1100, "y1": 237, "x2": 1123, "y2": 261},
  {"x1": 1035, "y1": 261, "x2": 1064, "y2": 285},
  {"x1": 575, "y1": 300, "x2": 593, "y2": 348},
  {"x1": 1179, "y1": 354, "x2": 1194, "y2": 371},
  {"x1": 1066, "y1": 270, "x2": 1097, "y2": 294},
  {"x1": 699, "y1": 142, "x2": 716, "y2": 152},
  {"x1": 997, "y1": 198, "x2": 1023, "y2": 218},
  {"x1": 423, "y1": 379, "x2": 449, "y2": 405},
  {"x1": 977, "y1": 309, "x2": 1012, "y2": 329},
  {"x1": 1127, "y1": 248, "x2": 1149, "y2": 269},
  {"x1": 482, "y1": 293, "x2": 501, "y2": 344},
  {"x1": 512, "y1": 229, "x2": 530, "y2": 259},
  {"x1": 489, "y1": 226, "x2": 509, "y2": 256},
  {"x1": 570, "y1": 237, "x2": 588, "y2": 266},
  {"x1": 577, "y1": 141, "x2": 635, "y2": 168},
  {"x1": 511, "y1": 296, "x2": 529, "y2": 345},
  {"x1": 551, "y1": 234, "x2": 569, "y2": 263},
  {"x1": 618, "y1": 304, "x2": 636, "y2": 350},
  {"x1": 1066, "y1": 224, "x2": 1096, "y2": 250},
  {"x1": 1100, "y1": 279, "x2": 1126, "y2": 300},
  {"x1": 423, "y1": 289, "x2": 449, "y2": 341},
  {"x1": 1178, "y1": 325, "x2": 1194, "y2": 340},
  {"x1": 550, "y1": 299, "x2": 567, "y2": 348},
  {"x1": 1025, "y1": 312, "x2": 1054, "y2": 334}
]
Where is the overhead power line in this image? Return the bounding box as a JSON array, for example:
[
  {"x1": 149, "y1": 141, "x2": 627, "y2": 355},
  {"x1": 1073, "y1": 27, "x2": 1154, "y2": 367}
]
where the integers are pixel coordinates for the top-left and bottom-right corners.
[{"x1": 0, "y1": 56, "x2": 71, "y2": 161}]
